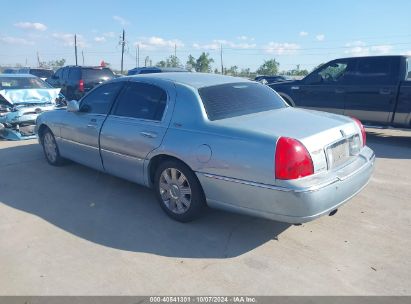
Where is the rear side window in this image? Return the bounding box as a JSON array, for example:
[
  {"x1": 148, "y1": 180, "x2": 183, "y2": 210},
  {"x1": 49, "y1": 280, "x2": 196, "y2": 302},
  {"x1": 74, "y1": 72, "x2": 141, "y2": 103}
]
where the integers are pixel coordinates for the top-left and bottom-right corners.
[
  {"x1": 80, "y1": 82, "x2": 124, "y2": 114},
  {"x1": 81, "y1": 68, "x2": 114, "y2": 81},
  {"x1": 112, "y1": 82, "x2": 167, "y2": 120},
  {"x1": 69, "y1": 68, "x2": 81, "y2": 80},
  {"x1": 198, "y1": 82, "x2": 286, "y2": 121},
  {"x1": 62, "y1": 68, "x2": 69, "y2": 81},
  {"x1": 355, "y1": 58, "x2": 394, "y2": 84},
  {"x1": 54, "y1": 68, "x2": 63, "y2": 79}
]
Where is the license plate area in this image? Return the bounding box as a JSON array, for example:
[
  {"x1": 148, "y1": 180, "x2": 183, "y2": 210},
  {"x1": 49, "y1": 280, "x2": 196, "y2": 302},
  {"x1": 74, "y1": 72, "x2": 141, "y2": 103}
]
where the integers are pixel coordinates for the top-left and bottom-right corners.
[{"x1": 326, "y1": 139, "x2": 350, "y2": 169}]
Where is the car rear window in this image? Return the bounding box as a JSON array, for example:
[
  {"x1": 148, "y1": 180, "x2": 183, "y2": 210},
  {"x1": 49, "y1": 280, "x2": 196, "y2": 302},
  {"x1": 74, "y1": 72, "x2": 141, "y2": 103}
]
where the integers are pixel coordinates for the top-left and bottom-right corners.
[
  {"x1": 81, "y1": 68, "x2": 114, "y2": 80},
  {"x1": 198, "y1": 82, "x2": 286, "y2": 121}
]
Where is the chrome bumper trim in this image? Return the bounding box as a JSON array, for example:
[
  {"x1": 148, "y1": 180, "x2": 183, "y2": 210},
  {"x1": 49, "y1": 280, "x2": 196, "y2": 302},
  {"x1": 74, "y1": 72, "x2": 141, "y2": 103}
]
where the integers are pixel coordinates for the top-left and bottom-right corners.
[{"x1": 201, "y1": 152, "x2": 374, "y2": 194}]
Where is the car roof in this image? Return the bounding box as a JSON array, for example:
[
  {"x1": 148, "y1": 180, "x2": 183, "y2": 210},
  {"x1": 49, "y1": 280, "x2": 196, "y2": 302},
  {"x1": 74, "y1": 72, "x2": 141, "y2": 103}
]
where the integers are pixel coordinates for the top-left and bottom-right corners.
[
  {"x1": 0, "y1": 73, "x2": 37, "y2": 78},
  {"x1": 127, "y1": 72, "x2": 251, "y2": 89},
  {"x1": 129, "y1": 66, "x2": 187, "y2": 72},
  {"x1": 332, "y1": 55, "x2": 409, "y2": 61}
]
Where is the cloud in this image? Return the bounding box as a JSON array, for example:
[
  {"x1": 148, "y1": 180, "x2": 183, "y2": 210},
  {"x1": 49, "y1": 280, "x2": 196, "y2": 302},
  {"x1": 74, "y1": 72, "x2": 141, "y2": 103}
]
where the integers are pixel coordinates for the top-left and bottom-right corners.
[
  {"x1": 193, "y1": 39, "x2": 256, "y2": 50},
  {"x1": 237, "y1": 35, "x2": 254, "y2": 41},
  {"x1": 403, "y1": 50, "x2": 411, "y2": 56},
  {"x1": 103, "y1": 31, "x2": 117, "y2": 38},
  {"x1": 94, "y1": 36, "x2": 106, "y2": 43},
  {"x1": 14, "y1": 22, "x2": 47, "y2": 31},
  {"x1": 113, "y1": 15, "x2": 129, "y2": 26},
  {"x1": 0, "y1": 36, "x2": 34, "y2": 45},
  {"x1": 134, "y1": 36, "x2": 184, "y2": 50},
  {"x1": 344, "y1": 41, "x2": 393, "y2": 56},
  {"x1": 299, "y1": 31, "x2": 308, "y2": 37},
  {"x1": 316, "y1": 34, "x2": 325, "y2": 41},
  {"x1": 263, "y1": 42, "x2": 300, "y2": 55},
  {"x1": 370, "y1": 45, "x2": 393, "y2": 54},
  {"x1": 52, "y1": 33, "x2": 88, "y2": 48}
]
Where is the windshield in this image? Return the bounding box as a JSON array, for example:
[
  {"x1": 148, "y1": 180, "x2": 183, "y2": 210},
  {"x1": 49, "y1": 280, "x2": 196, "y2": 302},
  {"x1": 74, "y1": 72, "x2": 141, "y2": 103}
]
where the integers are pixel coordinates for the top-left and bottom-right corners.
[
  {"x1": 0, "y1": 76, "x2": 52, "y2": 90},
  {"x1": 198, "y1": 82, "x2": 286, "y2": 121}
]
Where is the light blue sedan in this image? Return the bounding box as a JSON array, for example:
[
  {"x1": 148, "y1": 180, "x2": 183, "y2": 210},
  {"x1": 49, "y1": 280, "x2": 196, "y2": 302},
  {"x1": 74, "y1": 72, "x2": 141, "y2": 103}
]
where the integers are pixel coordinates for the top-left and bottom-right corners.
[{"x1": 36, "y1": 73, "x2": 375, "y2": 223}]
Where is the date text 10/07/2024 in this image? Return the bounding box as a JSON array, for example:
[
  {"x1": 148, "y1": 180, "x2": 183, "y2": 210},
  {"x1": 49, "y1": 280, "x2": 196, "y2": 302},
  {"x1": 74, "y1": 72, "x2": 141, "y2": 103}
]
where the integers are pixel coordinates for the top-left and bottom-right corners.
[{"x1": 149, "y1": 296, "x2": 257, "y2": 303}]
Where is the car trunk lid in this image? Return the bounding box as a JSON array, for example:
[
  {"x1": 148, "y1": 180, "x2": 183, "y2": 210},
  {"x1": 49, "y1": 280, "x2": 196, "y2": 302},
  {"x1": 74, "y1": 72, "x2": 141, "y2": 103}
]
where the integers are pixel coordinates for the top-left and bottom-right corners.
[{"x1": 211, "y1": 107, "x2": 362, "y2": 174}]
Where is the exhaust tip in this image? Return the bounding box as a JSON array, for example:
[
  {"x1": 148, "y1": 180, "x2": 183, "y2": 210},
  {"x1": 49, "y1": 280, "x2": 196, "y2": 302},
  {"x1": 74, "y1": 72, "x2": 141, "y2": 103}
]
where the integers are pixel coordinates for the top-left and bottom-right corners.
[{"x1": 329, "y1": 209, "x2": 338, "y2": 217}]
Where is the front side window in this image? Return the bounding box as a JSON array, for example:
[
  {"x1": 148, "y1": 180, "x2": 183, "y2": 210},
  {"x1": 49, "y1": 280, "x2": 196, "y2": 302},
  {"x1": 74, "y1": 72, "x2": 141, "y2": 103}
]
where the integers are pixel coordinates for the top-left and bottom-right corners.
[
  {"x1": 305, "y1": 60, "x2": 356, "y2": 85},
  {"x1": 198, "y1": 82, "x2": 286, "y2": 121},
  {"x1": 80, "y1": 82, "x2": 124, "y2": 114},
  {"x1": 112, "y1": 82, "x2": 167, "y2": 120}
]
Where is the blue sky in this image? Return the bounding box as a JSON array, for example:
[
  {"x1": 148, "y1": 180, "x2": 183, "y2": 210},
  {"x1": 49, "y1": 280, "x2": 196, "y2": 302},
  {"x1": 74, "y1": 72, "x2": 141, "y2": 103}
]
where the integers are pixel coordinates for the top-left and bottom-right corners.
[{"x1": 1, "y1": 0, "x2": 411, "y2": 72}]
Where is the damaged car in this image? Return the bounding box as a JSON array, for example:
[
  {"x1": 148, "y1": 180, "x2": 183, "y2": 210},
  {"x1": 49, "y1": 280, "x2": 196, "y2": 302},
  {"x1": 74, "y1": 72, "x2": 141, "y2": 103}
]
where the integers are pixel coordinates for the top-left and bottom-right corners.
[{"x1": 0, "y1": 74, "x2": 64, "y2": 140}]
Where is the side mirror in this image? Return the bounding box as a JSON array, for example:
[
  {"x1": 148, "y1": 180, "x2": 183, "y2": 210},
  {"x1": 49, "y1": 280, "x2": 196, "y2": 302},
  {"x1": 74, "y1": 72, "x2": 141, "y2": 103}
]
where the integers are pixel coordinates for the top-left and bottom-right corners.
[{"x1": 67, "y1": 100, "x2": 79, "y2": 112}]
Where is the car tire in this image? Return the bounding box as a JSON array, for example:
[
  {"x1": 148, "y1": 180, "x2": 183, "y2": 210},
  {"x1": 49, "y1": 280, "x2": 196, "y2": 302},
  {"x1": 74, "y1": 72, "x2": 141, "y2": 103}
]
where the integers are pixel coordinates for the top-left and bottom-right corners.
[
  {"x1": 41, "y1": 128, "x2": 65, "y2": 166},
  {"x1": 154, "y1": 160, "x2": 207, "y2": 222}
]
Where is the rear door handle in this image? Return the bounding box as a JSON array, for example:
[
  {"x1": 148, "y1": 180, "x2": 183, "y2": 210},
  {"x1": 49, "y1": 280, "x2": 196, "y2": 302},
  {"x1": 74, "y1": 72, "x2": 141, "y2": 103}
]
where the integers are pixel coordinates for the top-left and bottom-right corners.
[
  {"x1": 87, "y1": 118, "x2": 97, "y2": 128},
  {"x1": 379, "y1": 88, "x2": 391, "y2": 95},
  {"x1": 335, "y1": 88, "x2": 345, "y2": 94},
  {"x1": 140, "y1": 131, "x2": 157, "y2": 138}
]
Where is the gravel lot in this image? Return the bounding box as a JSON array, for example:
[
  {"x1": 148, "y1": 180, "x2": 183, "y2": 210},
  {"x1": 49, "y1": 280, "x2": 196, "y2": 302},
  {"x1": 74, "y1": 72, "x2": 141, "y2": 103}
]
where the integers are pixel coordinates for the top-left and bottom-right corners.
[{"x1": 0, "y1": 128, "x2": 410, "y2": 295}]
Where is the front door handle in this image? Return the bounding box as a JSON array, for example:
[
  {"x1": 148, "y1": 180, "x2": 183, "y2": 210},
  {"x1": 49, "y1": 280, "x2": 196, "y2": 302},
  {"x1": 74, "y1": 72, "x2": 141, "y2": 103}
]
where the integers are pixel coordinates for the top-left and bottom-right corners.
[
  {"x1": 335, "y1": 88, "x2": 345, "y2": 94},
  {"x1": 140, "y1": 131, "x2": 157, "y2": 138}
]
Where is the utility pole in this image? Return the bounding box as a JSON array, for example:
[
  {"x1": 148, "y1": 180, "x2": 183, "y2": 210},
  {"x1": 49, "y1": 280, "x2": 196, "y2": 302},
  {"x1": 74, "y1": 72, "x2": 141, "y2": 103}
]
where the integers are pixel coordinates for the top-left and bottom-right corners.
[
  {"x1": 220, "y1": 44, "x2": 224, "y2": 74},
  {"x1": 174, "y1": 43, "x2": 177, "y2": 58},
  {"x1": 82, "y1": 50, "x2": 85, "y2": 65},
  {"x1": 120, "y1": 29, "x2": 125, "y2": 74},
  {"x1": 136, "y1": 45, "x2": 140, "y2": 68},
  {"x1": 37, "y1": 51, "x2": 40, "y2": 67},
  {"x1": 74, "y1": 34, "x2": 78, "y2": 66},
  {"x1": 138, "y1": 45, "x2": 140, "y2": 67}
]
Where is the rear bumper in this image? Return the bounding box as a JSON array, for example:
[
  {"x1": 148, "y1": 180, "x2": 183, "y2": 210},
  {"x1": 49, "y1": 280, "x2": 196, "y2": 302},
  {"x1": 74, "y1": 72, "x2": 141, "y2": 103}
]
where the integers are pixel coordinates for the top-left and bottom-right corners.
[{"x1": 197, "y1": 146, "x2": 375, "y2": 223}]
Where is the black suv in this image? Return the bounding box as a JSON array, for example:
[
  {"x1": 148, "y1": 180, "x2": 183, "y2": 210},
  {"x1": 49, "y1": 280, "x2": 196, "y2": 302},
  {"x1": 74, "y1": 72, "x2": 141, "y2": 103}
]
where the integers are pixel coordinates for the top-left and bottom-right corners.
[{"x1": 46, "y1": 66, "x2": 115, "y2": 100}]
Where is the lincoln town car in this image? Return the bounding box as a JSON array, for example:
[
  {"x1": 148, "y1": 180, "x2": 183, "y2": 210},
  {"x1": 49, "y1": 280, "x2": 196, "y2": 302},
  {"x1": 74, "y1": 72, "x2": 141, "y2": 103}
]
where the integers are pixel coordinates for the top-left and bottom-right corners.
[{"x1": 35, "y1": 73, "x2": 375, "y2": 223}]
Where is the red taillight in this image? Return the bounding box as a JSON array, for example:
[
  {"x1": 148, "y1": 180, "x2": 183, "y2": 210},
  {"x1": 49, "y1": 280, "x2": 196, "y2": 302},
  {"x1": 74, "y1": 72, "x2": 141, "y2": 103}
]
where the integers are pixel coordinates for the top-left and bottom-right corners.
[
  {"x1": 351, "y1": 117, "x2": 366, "y2": 147},
  {"x1": 275, "y1": 137, "x2": 314, "y2": 180},
  {"x1": 79, "y1": 79, "x2": 84, "y2": 92}
]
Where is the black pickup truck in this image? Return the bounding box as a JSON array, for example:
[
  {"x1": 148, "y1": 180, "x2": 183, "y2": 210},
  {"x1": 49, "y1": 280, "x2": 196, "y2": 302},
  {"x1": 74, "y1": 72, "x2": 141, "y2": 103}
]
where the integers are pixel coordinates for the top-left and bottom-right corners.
[{"x1": 270, "y1": 55, "x2": 411, "y2": 128}]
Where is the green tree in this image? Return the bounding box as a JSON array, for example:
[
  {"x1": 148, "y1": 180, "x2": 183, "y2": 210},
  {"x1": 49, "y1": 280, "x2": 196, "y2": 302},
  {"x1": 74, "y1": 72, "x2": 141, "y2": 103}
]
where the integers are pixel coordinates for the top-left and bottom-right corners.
[
  {"x1": 156, "y1": 55, "x2": 182, "y2": 68},
  {"x1": 186, "y1": 53, "x2": 214, "y2": 73},
  {"x1": 40, "y1": 58, "x2": 66, "y2": 69},
  {"x1": 238, "y1": 68, "x2": 257, "y2": 79},
  {"x1": 186, "y1": 55, "x2": 196, "y2": 71},
  {"x1": 225, "y1": 65, "x2": 239, "y2": 76},
  {"x1": 256, "y1": 59, "x2": 279, "y2": 75},
  {"x1": 195, "y1": 52, "x2": 214, "y2": 73}
]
